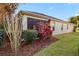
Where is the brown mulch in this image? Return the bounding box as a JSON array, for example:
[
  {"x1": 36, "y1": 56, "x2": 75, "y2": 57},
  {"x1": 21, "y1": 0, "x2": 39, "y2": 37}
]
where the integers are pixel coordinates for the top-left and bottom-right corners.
[{"x1": 0, "y1": 37, "x2": 58, "y2": 56}]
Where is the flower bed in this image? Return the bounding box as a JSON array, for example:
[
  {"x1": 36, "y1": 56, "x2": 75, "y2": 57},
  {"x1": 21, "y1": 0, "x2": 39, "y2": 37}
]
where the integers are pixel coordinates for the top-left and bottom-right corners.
[{"x1": 0, "y1": 36, "x2": 58, "y2": 56}]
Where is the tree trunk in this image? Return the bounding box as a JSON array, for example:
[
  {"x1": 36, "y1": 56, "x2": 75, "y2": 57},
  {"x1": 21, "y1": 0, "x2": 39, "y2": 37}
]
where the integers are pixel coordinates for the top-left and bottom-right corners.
[{"x1": 3, "y1": 13, "x2": 22, "y2": 55}]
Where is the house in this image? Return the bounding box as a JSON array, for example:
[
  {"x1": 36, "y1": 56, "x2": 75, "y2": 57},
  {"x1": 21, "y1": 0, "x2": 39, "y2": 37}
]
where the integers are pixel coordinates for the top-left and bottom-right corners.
[{"x1": 19, "y1": 11, "x2": 75, "y2": 35}]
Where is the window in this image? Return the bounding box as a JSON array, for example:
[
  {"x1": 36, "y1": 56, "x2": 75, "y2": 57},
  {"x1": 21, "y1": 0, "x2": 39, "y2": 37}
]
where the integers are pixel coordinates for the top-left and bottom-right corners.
[
  {"x1": 52, "y1": 26, "x2": 55, "y2": 31},
  {"x1": 67, "y1": 24, "x2": 68, "y2": 30},
  {"x1": 61, "y1": 24, "x2": 63, "y2": 30},
  {"x1": 53, "y1": 21, "x2": 55, "y2": 31}
]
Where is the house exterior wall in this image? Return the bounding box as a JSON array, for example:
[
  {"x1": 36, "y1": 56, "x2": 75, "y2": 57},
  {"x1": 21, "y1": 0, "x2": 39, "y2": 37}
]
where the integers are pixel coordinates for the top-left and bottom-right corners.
[
  {"x1": 50, "y1": 21, "x2": 74, "y2": 35},
  {"x1": 50, "y1": 21, "x2": 54, "y2": 30},
  {"x1": 22, "y1": 14, "x2": 74, "y2": 35},
  {"x1": 27, "y1": 16, "x2": 47, "y2": 21},
  {"x1": 22, "y1": 15, "x2": 28, "y2": 30},
  {"x1": 22, "y1": 15, "x2": 48, "y2": 30},
  {"x1": 62, "y1": 23, "x2": 68, "y2": 33},
  {"x1": 68, "y1": 24, "x2": 74, "y2": 32},
  {"x1": 53, "y1": 21, "x2": 63, "y2": 35}
]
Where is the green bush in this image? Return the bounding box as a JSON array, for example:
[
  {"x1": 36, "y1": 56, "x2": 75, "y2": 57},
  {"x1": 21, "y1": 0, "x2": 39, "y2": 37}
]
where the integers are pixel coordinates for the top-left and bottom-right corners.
[
  {"x1": 73, "y1": 26, "x2": 77, "y2": 32},
  {"x1": 0, "y1": 24, "x2": 4, "y2": 31},
  {"x1": 0, "y1": 30, "x2": 5, "y2": 46},
  {"x1": 0, "y1": 24, "x2": 5, "y2": 46},
  {"x1": 22, "y1": 30, "x2": 38, "y2": 43}
]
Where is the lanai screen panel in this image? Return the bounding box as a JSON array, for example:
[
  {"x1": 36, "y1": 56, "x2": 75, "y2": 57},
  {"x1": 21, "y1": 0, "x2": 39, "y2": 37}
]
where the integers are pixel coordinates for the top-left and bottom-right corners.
[{"x1": 27, "y1": 17, "x2": 46, "y2": 29}]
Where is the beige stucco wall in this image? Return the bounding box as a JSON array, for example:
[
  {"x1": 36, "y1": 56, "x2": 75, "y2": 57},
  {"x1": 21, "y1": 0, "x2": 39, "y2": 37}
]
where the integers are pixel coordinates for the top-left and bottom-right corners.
[
  {"x1": 52, "y1": 21, "x2": 74, "y2": 35},
  {"x1": 62, "y1": 23, "x2": 68, "y2": 33},
  {"x1": 53, "y1": 21, "x2": 63, "y2": 35},
  {"x1": 50, "y1": 21, "x2": 54, "y2": 30},
  {"x1": 22, "y1": 15, "x2": 28, "y2": 30},
  {"x1": 68, "y1": 23, "x2": 74, "y2": 32}
]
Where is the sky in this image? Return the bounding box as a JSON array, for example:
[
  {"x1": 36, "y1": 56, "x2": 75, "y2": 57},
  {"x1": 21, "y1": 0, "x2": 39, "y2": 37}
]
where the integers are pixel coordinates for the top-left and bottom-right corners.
[{"x1": 18, "y1": 3, "x2": 79, "y2": 21}]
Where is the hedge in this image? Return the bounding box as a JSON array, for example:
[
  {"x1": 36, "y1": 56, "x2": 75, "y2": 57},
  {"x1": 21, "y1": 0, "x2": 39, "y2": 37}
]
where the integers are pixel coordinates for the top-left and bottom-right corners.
[{"x1": 22, "y1": 30, "x2": 39, "y2": 43}]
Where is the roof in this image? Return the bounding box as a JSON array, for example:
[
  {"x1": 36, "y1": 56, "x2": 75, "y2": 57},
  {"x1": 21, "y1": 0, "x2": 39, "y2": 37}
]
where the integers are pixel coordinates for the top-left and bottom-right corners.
[{"x1": 19, "y1": 10, "x2": 72, "y2": 23}]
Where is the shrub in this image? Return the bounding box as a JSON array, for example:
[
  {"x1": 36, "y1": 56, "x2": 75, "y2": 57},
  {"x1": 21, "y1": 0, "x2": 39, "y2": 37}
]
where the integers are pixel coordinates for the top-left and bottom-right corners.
[
  {"x1": 0, "y1": 30, "x2": 5, "y2": 46},
  {"x1": 73, "y1": 26, "x2": 77, "y2": 32},
  {"x1": 22, "y1": 30, "x2": 39, "y2": 43},
  {"x1": 0, "y1": 24, "x2": 5, "y2": 46},
  {"x1": 75, "y1": 27, "x2": 79, "y2": 32},
  {"x1": 0, "y1": 24, "x2": 4, "y2": 31}
]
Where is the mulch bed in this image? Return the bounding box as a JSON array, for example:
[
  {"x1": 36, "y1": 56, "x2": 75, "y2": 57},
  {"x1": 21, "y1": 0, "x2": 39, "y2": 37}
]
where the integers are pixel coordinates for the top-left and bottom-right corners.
[{"x1": 0, "y1": 37, "x2": 58, "y2": 56}]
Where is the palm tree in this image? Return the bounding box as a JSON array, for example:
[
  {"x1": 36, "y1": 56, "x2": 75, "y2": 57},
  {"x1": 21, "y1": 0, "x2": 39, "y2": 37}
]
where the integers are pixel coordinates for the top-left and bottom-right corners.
[
  {"x1": 69, "y1": 16, "x2": 77, "y2": 24},
  {"x1": 0, "y1": 3, "x2": 22, "y2": 55}
]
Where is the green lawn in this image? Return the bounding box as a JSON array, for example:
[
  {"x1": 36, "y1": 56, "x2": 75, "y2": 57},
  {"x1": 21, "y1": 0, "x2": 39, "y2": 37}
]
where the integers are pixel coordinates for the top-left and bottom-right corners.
[{"x1": 34, "y1": 32, "x2": 79, "y2": 56}]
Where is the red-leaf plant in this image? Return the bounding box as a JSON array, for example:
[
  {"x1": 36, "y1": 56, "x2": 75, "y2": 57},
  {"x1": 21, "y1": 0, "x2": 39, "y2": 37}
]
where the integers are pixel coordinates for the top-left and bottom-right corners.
[{"x1": 36, "y1": 19, "x2": 52, "y2": 40}]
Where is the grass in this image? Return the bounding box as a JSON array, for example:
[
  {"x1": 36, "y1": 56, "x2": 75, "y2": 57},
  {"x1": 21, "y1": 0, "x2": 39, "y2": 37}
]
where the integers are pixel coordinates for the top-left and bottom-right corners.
[{"x1": 34, "y1": 32, "x2": 79, "y2": 56}]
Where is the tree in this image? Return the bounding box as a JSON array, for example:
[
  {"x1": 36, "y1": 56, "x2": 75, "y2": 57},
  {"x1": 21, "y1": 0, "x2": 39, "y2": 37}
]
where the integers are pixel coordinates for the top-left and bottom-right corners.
[
  {"x1": 69, "y1": 16, "x2": 77, "y2": 24},
  {"x1": 69, "y1": 16, "x2": 79, "y2": 26},
  {"x1": 0, "y1": 3, "x2": 22, "y2": 55},
  {"x1": 69, "y1": 16, "x2": 79, "y2": 32}
]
